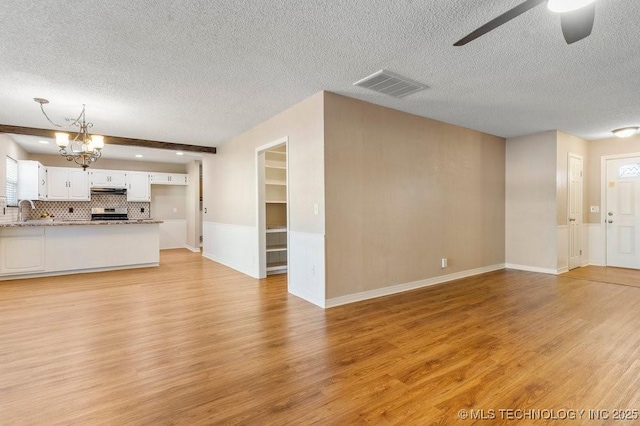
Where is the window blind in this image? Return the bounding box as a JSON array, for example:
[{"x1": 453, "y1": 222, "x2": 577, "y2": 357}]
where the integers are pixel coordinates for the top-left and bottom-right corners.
[{"x1": 6, "y1": 156, "x2": 18, "y2": 207}]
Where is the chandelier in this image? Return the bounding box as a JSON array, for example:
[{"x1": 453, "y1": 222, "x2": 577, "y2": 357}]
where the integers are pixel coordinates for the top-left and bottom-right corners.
[{"x1": 34, "y1": 98, "x2": 104, "y2": 170}]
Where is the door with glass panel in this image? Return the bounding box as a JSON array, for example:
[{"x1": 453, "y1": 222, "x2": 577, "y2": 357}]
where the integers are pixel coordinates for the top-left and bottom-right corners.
[{"x1": 606, "y1": 157, "x2": 640, "y2": 268}]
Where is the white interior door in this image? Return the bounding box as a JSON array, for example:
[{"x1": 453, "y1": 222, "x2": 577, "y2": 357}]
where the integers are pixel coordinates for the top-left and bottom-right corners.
[
  {"x1": 606, "y1": 157, "x2": 640, "y2": 269},
  {"x1": 568, "y1": 154, "x2": 583, "y2": 270}
]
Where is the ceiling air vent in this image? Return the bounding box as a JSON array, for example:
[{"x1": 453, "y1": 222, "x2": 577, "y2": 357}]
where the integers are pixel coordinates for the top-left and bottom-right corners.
[{"x1": 353, "y1": 70, "x2": 427, "y2": 98}]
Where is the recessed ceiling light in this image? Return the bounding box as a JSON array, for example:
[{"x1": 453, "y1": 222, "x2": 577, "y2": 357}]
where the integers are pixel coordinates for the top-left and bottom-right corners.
[
  {"x1": 176, "y1": 152, "x2": 184, "y2": 156},
  {"x1": 38, "y1": 140, "x2": 50, "y2": 144},
  {"x1": 612, "y1": 127, "x2": 639, "y2": 138},
  {"x1": 135, "y1": 154, "x2": 143, "y2": 158}
]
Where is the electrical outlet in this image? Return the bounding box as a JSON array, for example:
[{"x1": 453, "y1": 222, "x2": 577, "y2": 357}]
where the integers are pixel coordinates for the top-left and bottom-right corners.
[
  {"x1": 68, "y1": 207, "x2": 73, "y2": 213},
  {"x1": 590, "y1": 206, "x2": 599, "y2": 213},
  {"x1": 141, "y1": 207, "x2": 145, "y2": 213}
]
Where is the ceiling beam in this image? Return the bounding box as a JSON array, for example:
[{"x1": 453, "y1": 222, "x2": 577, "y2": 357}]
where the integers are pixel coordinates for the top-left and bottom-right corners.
[{"x1": 0, "y1": 124, "x2": 217, "y2": 154}]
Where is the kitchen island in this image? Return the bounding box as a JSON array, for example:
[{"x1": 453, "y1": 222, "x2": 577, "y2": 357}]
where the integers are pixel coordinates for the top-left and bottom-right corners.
[{"x1": 0, "y1": 220, "x2": 163, "y2": 280}]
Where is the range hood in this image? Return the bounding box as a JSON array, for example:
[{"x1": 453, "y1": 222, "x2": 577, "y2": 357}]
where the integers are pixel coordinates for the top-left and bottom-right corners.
[{"x1": 90, "y1": 187, "x2": 127, "y2": 195}]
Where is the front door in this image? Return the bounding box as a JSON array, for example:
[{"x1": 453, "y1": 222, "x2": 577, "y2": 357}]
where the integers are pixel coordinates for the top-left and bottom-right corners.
[
  {"x1": 606, "y1": 157, "x2": 640, "y2": 269},
  {"x1": 568, "y1": 154, "x2": 583, "y2": 270}
]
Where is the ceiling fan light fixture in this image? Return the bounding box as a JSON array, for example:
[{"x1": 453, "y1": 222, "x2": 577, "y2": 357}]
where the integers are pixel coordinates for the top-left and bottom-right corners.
[
  {"x1": 613, "y1": 127, "x2": 639, "y2": 138},
  {"x1": 547, "y1": 0, "x2": 596, "y2": 13}
]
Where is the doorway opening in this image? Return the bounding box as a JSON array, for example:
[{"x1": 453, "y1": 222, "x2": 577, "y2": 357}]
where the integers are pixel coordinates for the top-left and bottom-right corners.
[{"x1": 256, "y1": 137, "x2": 288, "y2": 279}]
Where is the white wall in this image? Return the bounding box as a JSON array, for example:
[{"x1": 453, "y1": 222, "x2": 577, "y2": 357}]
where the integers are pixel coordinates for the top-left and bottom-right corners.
[{"x1": 202, "y1": 92, "x2": 325, "y2": 295}]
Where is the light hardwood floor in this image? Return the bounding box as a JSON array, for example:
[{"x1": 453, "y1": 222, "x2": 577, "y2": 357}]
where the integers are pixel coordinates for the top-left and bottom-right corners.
[
  {"x1": 1, "y1": 251, "x2": 640, "y2": 425},
  {"x1": 563, "y1": 265, "x2": 640, "y2": 289}
]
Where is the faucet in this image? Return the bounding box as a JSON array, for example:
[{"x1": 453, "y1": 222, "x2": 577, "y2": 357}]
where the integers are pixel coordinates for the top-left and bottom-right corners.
[{"x1": 17, "y1": 199, "x2": 36, "y2": 222}]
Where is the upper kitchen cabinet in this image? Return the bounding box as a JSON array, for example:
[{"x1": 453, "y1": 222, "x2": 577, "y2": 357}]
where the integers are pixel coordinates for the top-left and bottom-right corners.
[
  {"x1": 89, "y1": 169, "x2": 127, "y2": 188},
  {"x1": 127, "y1": 172, "x2": 151, "y2": 202},
  {"x1": 47, "y1": 167, "x2": 90, "y2": 201},
  {"x1": 150, "y1": 172, "x2": 188, "y2": 185},
  {"x1": 17, "y1": 160, "x2": 47, "y2": 201}
]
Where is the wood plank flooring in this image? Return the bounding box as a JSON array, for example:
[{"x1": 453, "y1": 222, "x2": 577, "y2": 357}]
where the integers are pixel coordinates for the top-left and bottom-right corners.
[
  {"x1": 1, "y1": 252, "x2": 640, "y2": 425},
  {"x1": 563, "y1": 265, "x2": 640, "y2": 289}
]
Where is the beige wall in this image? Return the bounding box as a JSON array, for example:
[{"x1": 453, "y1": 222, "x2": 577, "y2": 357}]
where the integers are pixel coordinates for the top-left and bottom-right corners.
[
  {"x1": 557, "y1": 131, "x2": 589, "y2": 225},
  {"x1": 203, "y1": 91, "x2": 324, "y2": 234},
  {"x1": 27, "y1": 154, "x2": 187, "y2": 173},
  {"x1": 587, "y1": 135, "x2": 640, "y2": 224},
  {"x1": 0, "y1": 134, "x2": 29, "y2": 198},
  {"x1": 151, "y1": 185, "x2": 186, "y2": 220},
  {"x1": 324, "y1": 93, "x2": 505, "y2": 299},
  {"x1": 506, "y1": 131, "x2": 557, "y2": 270}
]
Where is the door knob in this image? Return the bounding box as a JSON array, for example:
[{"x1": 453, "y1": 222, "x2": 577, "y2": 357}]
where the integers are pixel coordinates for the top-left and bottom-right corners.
[
  {"x1": 569, "y1": 218, "x2": 576, "y2": 222},
  {"x1": 608, "y1": 220, "x2": 613, "y2": 224},
  {"x1": 608, "y1": 212, "x2": 614, "y2": 216}
]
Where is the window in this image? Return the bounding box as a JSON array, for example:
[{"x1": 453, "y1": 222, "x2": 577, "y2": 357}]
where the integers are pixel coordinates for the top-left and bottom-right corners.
[
  {"x1": 5, "y1": 156, "x2": 18, "y2": 206},
  {"x1": 619, "y1": 163, "x2": 640, "y2": 179}
]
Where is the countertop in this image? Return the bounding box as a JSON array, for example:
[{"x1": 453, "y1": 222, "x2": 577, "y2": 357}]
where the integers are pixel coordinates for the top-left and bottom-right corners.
[{"x1": 0, "y1": 219, "x2": 164, "y2": 228}]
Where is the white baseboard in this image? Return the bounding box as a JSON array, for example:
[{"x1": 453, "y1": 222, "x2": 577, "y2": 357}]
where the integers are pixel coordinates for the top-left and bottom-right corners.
[
  {"x1": 183, "y1": 245, "x2": 200, "y2": 253},
  {"x1": 557, "y1": 266, "x2": 569, "y2": 274},
  {"x1": 505, "y1": 263, "x2": 559, "y2": 275},
  {"x1": 325, "y1": 263, "x2": 505, "y2": 308}
]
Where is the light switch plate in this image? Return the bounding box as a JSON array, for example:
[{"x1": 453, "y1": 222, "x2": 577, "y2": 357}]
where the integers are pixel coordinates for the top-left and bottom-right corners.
[{"x1": 590, "y1": 206, "x2": 599, "y2": 213}]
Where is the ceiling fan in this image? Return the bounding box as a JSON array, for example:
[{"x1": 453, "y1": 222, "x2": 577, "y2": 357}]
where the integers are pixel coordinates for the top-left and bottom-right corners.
[{"x1": 454, "y1": 0, "x2": 597, "y2": 46}]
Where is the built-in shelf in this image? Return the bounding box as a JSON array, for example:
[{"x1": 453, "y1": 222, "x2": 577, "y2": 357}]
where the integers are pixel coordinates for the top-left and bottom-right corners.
[
  {"x1": 264, "y1": 144, "x2": 287, "y2": 275},
  {"x1": 266, "y1": 261, "x2": 287, "y2": 272},
  {"x1": 266, "y1": 228, "x2": 287, "y2": 233},
  {"x1": 265, "y1": 160, "x2": 286, "y2": 169}
]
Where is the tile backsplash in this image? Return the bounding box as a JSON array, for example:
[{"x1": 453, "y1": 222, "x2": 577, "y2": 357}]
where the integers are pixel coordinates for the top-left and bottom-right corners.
[
  {"x1": 23, "y1": 194, "x2": 151, "y2": 221},
  {"x1": 0, "y1": 197, "x2": 19, "y2": 223}
]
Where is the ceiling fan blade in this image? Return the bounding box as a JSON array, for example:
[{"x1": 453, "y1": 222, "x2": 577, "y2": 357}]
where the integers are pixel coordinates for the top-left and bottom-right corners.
[
  {"x1": 454, "y1": 0, "x2": 546, "y2": 46},
  {"x1": 560, "y1": 2, "x2": 595, "y2": 44}
]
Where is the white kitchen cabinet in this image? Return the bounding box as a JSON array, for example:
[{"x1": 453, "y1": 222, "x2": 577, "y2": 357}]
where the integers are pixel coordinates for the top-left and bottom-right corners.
[
  {"x1": 89, "y1": 169, "x2": 127, "y2": 188},
  {"x1": 127, "y1": 172, "x2": 151, "y2": 201},
  {"x1": 150, "y1": 172, "x2": 188, "y2": 185},
  {"x1": 0, "y1": 228, "x2": 45, "y2": 274},
  {"x1": 47, "y1": 167, "x2": 90, "y2": 201},
  {"x1": 17, "y1": 160, "x2": 47, "y2": 200}
]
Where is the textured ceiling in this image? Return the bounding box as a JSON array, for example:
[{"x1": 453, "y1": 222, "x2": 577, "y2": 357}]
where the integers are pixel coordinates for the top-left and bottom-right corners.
[{"x1": 1, "y1": 0, "x2": 639, "y2": 148}]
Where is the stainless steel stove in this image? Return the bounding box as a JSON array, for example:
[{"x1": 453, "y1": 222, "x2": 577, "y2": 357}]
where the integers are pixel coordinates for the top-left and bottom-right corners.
[{"x1": 91, "y1": 207, "x2": 128, "y2": 221}]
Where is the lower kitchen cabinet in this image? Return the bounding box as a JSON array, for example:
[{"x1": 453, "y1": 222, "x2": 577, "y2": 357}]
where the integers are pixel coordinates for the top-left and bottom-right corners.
[
  {"x1": 0, "y1": 222, "x2": 161, "y2": 279},
  {"x1": 0, "y1": 228, "x2": 45, "y2": 274}
]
